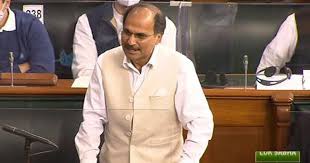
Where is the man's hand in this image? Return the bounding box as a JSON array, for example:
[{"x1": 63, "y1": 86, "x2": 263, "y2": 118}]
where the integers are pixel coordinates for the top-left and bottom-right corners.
[{"x1": 18, "y1": 62, "x2": 31, "y2": 73}]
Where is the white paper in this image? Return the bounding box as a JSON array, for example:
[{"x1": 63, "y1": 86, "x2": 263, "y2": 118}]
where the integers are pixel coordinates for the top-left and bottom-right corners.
[
  {"x1": 256, "y1": 74, "x2": 303, "y2": 90},
  {"x1": 71, "y1": 76, "x2": 91, "y2": 88},
  {"x1": 23, "y1": 5, "x2": 44, "y2": 24},
  {"x1": 303, "y1": 70, "x2": 310, "y2": 90}
]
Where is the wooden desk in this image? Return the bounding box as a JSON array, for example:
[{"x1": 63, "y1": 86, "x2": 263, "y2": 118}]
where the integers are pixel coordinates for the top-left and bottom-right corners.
[
  {"x1": 0, "y1": 80, "x2": 306, "y2": 163},
  {"x1": 201, "y1": 88, "x2": 310, "y2": 163},
  {"x1": 0, "y1": 79, "x2": 85, "y2": 95}
]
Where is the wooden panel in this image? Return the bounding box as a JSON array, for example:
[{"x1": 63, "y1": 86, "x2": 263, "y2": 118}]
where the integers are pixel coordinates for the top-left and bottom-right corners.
[
  {"x1": 208, "y1": 98, "x2": 270, "y2": 126},
  {"x1": 201, "y1": 127, "x2": 265, "y2": 163},
  {"x1": 200, "y1": 88, "x2": 294, "y2": 163}
]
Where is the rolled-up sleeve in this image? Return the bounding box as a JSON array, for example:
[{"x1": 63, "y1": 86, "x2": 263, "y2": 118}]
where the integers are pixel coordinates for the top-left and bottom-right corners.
[
  {"x1": 72, "y1": 14, "x2": 98, "y2": 79},
  {"x1": 257, "y1": 14, "x2": 298, "y2": 73}
]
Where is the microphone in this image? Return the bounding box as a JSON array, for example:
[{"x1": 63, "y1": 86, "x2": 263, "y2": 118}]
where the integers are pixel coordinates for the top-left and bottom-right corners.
[
  {"x1": 9, "y1": 52, "x2": 14, "y2": 63},
  {"x1": 9, "y1": 52, "x2": 14, "y2": 87},
  {"x1": 2, "y1": 124, "x2": 58, "y2": 149},
  {"x1": 243, "y1": 55, "x2": 248, "y2": 89}
]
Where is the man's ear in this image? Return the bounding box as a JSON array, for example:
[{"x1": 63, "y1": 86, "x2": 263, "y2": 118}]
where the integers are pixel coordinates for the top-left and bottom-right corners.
[{"x1": 155, "y1": 33, "x2": 163, "y2": 45}]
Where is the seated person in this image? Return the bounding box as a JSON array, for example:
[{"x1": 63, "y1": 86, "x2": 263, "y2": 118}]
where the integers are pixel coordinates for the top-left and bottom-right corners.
[
  {"x1": 257, "y1": 9, "x2": 310, "y2": 74},
  {"x1": 0, "y1": 0, "x2": 55, "y2": 73},
  {"x1": 72, "y1": 0, "x2": 176, "y2": 79},
  {"x1": 257, "y1": 9, "x2": 310, "y2": 162}
]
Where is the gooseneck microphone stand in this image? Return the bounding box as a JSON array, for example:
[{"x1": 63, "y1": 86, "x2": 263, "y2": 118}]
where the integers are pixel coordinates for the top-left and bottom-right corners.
[
  {"x1": 2, "y1": 124, "x2": 59, "y2": 163},
  {"x1": 9, "y1": 52, "x2": 14, "y2": 87},
  {"x1": 243, "y1": 55, "x2": 248, "y2": 89},
  {"x1": 25, "y1": 138, "x2": 32, "y2": 163}
]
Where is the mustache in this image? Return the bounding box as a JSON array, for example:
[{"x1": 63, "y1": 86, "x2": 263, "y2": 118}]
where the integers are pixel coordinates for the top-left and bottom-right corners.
[{"x1": 123, "y1": 44, "x2": 139, "y2": 50}]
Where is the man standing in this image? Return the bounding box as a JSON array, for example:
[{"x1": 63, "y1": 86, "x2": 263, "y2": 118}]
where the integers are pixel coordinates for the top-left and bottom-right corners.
[
  {"x1": 0, "y1": 0, "x2": 54, "y2": 73},
  {"x1": 72, "y1": 0, "x2": 176, "y2": 79},
  {"x1": 75, "y1": 3, "x2": 213, "y2": 163}
]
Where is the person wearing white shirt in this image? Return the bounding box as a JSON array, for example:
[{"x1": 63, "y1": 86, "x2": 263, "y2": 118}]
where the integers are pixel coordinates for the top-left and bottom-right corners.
[
  {"x1": 72, "y1": 0, "x2": 177, "y2": 79},
  {"x1": 257, "y1": 10, "x2": 310, "y2": 163},
  {"x1": 257, "y1": 9, "x2": 310, "y2": 74},
  {"x1": 75, "y1": 3, "x2": 213, "y2": 163},
  {"x1": 0, "y1": 0, "x2": 54, "y2": 73}
]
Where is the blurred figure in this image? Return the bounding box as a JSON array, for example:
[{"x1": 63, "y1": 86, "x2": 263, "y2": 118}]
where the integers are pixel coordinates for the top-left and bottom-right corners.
[
  {"x1": 257, "y1": 9, "x2": 310, "y2": 74},
  {"x1": 72, "y1": 0, "x2": 176, "y2": 79},
  {"x1": 257, "y1": 9, "x2": 310, "y2": 163},
  {"x1": 0, "y1": 0, "x2": 54, "y2": 73}
]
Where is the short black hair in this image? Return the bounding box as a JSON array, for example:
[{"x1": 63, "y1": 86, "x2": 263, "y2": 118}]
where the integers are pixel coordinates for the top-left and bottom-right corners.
[{"x1": 123, "y1": 3, "x2": 166, "y2": 35}]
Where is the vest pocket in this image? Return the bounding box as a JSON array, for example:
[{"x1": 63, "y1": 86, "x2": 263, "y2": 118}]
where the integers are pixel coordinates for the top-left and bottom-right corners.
[
  {"x1": 149, "y1": 95, "x2": 173, "y2": 110},
  {"x1": 148, "y1": 133, "x2": 180, "y2": 146}
]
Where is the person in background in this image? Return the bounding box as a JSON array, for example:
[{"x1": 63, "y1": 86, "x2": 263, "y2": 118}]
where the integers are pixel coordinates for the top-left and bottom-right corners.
[
  {"x1": 257, "y1": 9, "x2": 310, "y2": 74},
  {"x1": 75, "y1": 3, "x2": 213, "y2": 163},
  {"x1": 257, "y1": 9, "x2": 310, "y2": 163},
  {"x1": 72, "y1": 0, "x2": 176, "y2": 79},
  {"x1": 0, "y1": 0, "x2": 54, "y2": 73}
]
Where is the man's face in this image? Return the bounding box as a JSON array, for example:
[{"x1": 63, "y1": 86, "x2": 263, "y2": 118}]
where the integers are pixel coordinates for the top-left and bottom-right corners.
[
  {"x1": 114, "y1": 3, "x2": 129, "y2": 15},
  {"x1": 0, "y1": 0, "x2": 9, "y2": 11},
  {"x1": 0, "y1": 0, "x2": 9, "y2": 25},
  {"x1": 117, "y1": 0, "x2": 140, "y2": 7},
  {"x1": 121, "y1": 8, "x2": 162, "y2": 67},
  {"x1": 115, "y1": 0, "x2": 140, "y2": 15}
]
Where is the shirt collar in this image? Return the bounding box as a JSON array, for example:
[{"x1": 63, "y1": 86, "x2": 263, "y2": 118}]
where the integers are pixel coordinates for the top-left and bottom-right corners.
[
  {"x1": 122, "y1": 45, "x2": 160, "y2": 70},
  {"x1": 0, "y1": 8, "x2": 16, "y2": 32}
]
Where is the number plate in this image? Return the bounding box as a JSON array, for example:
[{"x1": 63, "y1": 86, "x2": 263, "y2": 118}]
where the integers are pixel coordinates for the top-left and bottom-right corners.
[{"x1": 23, "y1": 5, "x2": 44, "y2": 24}]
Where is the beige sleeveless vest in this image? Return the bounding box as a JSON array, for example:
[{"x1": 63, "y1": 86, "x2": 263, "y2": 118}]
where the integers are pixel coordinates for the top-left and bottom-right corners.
[{"x1": 99, "y1": 46, "x2": 183, "y2": 163}]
